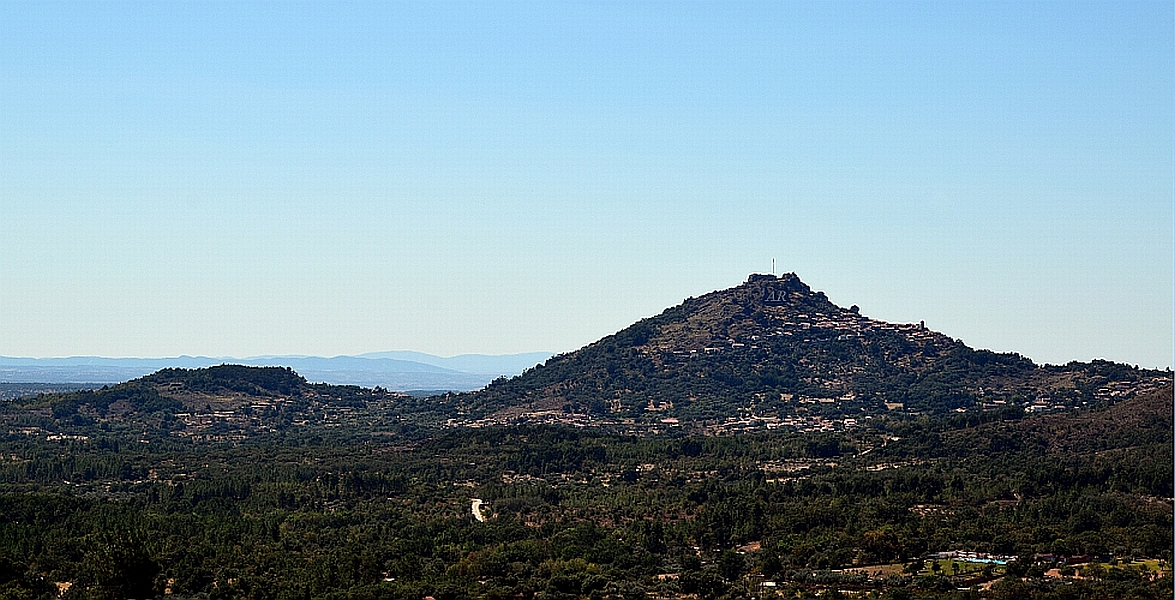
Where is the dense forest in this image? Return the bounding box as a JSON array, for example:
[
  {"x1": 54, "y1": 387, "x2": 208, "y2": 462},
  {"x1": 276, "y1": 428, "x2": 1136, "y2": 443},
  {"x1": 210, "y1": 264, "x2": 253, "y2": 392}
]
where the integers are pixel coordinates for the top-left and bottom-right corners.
[{"x1": 0, "y1": 379, "x2": 1169, "y2": 600}]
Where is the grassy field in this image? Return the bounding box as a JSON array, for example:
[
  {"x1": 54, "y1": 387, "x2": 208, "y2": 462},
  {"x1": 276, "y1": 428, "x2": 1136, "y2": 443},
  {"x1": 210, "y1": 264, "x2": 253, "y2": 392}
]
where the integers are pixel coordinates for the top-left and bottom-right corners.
[
  {"x1": 839, "y1": 563, "x2": 907, "y2": 578},
  {"x1": 1123, "y1": 559, "x2": 1168, "y2": 573},
  {"x1": 921, "y1": 559, "x2": 1002, "y2": 578},
  {"x1": 840, "y1": 559, "x2": 1004, "y2": 580}
]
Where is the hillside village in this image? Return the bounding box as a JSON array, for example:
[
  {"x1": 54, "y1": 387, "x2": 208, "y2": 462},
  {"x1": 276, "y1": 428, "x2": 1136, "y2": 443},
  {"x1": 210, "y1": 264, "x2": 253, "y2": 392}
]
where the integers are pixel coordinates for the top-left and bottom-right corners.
[
  {"x1": 449, "y1": 274, "x2": 1172, "y2": 432},
  {"x1": 442, "y1": 371, "x2": 1171, "y2": 436}
]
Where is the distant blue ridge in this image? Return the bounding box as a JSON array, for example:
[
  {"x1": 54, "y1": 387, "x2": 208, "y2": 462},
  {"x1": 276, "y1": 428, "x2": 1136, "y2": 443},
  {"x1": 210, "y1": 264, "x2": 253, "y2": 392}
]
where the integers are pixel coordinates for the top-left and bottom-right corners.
[{"x1": 0, "y1": 352, "x2": 552, "y2": 392}]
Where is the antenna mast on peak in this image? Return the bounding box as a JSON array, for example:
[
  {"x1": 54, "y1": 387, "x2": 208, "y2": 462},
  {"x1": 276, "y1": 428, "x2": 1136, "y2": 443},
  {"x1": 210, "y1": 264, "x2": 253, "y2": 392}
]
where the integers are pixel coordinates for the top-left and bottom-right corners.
[{"x1": 772, "y1": 258, "x2": 775, "y2": 275}]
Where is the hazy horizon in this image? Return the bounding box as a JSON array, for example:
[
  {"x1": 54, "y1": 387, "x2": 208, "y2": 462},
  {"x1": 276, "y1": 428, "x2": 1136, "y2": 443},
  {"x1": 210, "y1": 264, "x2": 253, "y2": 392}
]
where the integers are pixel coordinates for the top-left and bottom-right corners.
[
  {"x1": 0, "y1": 351, "x2": 556, "y2": 391},
  {"x1": 0, "y1": 350, "x2": 553, "y2": 361},
  {"x1": 2, "y1": 3, "x2": 1171, "y2": 369}
]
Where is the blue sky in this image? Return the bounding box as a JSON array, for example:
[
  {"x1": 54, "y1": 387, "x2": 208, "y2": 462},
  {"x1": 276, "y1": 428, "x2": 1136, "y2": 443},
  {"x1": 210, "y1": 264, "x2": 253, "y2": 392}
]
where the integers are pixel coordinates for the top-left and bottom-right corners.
[{"x1": 1, "y1": 2, "x2": 1171, "y2": 368}]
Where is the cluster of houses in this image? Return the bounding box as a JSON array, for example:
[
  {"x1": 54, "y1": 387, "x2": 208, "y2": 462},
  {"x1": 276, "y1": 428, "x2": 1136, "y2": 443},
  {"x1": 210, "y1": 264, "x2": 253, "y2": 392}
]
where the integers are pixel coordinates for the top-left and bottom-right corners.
[
  {"x1": 695, "y1": 412, "x2": 863, "y2": 436},
  {"x1": 757, "y1": 306, "x2": 936, "y2": 344},
  {"x1": 172, "y1": 397, "x2": 297, "y2": 441},
  {"x1": 928, "y1": 550, "x2": 1015, "y2": 565},
  {"x1": 449, "y1": 404, "x2": 872, "y2": 436},
  {"x1": 167, "y1": 391, "x2": 406, "y2": 441},
  {"x1": 1094, "y1": 376, "x2": 1170, "y2": 401},
  {"x1": 658, "y1": 307, "x2": 938, "y2": 360}
]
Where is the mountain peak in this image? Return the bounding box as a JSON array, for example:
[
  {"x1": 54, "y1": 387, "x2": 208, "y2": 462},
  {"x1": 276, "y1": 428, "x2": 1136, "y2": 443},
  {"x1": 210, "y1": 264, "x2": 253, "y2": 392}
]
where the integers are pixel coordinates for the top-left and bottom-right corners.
[
  {"x1": 641, "y1": 273, "x2": 850, "y2": 353},
  {"x1": 744, "y1": 272, "x2": 816, "y2": 304},
  {"x1": 457, "y1": 274, "x2": 1168, "y2": 430}
]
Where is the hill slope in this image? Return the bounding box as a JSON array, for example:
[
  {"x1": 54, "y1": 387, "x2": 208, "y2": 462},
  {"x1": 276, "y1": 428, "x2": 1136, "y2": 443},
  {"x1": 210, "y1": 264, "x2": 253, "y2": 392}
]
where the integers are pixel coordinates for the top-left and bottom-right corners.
[
  {"x1": 2, "y1": 365, "x2": 411, "y2": 442},
  {"x1": 454, "y1": 274, "x2": 1169, "y2": 429}
]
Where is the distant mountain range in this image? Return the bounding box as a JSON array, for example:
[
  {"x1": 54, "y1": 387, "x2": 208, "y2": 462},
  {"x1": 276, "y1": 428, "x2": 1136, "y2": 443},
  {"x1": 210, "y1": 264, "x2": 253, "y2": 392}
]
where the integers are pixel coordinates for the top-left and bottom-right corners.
[{"x1": 0, "y1": 351, "x2": 551, "y2": 393}]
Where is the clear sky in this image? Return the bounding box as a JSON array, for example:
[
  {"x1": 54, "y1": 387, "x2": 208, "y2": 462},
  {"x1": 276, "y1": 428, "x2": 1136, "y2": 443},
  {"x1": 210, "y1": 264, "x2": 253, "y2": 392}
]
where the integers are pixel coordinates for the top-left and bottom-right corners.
[{"x1": 1, "y1": 2, "x2": 1171, "y2": 368}]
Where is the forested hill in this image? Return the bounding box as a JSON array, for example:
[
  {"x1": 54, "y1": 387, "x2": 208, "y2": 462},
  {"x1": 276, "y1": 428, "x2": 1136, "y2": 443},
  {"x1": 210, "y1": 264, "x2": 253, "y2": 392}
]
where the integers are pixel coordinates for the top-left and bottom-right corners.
[
  {"x1": 885, "y1": 384, "x2": 1173, "y2": 461},
  {"x1": 453, "y1": 273, "x2": 1169, "y2": 428},
  {"x1": 1, "y1": 365, "x2": 412, "y2": 443}
]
